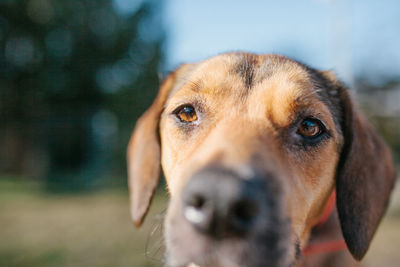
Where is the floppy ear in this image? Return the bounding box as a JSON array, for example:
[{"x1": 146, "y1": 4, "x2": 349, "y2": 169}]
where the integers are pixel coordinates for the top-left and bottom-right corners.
[
  {"x1": 335, "y1": 84, "x2": 396, "y2": 260},
  {"x1": 127, "y1": 64, "x2": 196, "y2": 227}
]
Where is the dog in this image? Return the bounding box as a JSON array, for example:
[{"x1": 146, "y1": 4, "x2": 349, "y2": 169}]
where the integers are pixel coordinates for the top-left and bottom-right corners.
[{"x1": 127, "y1": 52, "x2": 395, "y2": 267}]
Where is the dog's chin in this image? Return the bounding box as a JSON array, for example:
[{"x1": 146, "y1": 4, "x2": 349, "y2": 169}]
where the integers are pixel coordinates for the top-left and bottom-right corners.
[
  {"x1": 165, "y1": 209, "x2": 294, "y2": 267},
  {"x1": 166, "y1": 234, "x2": 294, "y2": 267},
  {"x1": 167, "y1": 237, "x2": 250, "y2": 267}
]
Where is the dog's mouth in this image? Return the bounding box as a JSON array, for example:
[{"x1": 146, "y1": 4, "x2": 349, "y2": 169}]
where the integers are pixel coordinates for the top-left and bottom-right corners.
[
  {"x1": 180, "y1": 238, "x2": 252, "y2": 267},
  {"x1": 165, "y1": 221, "x2": 294, "y2": 267}
]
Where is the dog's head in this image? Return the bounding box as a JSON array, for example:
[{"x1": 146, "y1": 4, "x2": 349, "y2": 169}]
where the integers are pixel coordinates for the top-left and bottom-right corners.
[{"x1": 127, "y1": 53, "x2": 395, "y2": 266}]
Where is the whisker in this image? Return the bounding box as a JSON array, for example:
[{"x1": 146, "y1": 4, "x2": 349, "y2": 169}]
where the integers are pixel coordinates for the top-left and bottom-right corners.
[{"x1": 145, "y1": 209, "x2": 167, "y2": 263}]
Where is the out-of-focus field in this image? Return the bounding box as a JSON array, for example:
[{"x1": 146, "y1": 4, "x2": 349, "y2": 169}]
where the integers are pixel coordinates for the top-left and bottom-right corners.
[
  {"x1": 0, "y1": 179, "x2": 399, "y2": 267},
  {"x1": 0, "y1": 179, "x2": 168, "y2": 267}
]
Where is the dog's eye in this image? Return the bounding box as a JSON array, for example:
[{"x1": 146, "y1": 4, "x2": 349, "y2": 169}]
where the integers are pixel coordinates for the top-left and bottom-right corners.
[
  {"x1": 297, "y1": 118, "x2": 324, "y2": 138},
  {"x1": 175, "y1": 105, "x2": 198, "y2": 123}
]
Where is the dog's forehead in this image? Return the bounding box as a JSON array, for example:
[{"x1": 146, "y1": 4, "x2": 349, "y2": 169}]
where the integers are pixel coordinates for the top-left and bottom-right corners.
[
  {"x1": 201, "y1": 53, "x2": 309, "y2": 83},
  {"x1": 172, "y1": 53, "x2": 314, "y2": 100}
]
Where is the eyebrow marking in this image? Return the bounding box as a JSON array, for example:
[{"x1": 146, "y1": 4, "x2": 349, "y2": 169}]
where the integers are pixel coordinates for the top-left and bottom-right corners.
[
  {"x1": 187, "y1": 79, "x2": 203, "y2": 92},
  {"x1": 232, "y1": 53, "x2": 259, "y2": 89}
]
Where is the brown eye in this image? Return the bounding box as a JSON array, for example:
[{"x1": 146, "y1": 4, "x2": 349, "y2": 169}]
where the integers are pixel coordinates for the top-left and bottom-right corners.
[
  {"x1": 298, "y1": 118, "x2": 323, "y2": 138},
  {"x1": 176, "y1": 105, "x2": 198, "y2": 123}
]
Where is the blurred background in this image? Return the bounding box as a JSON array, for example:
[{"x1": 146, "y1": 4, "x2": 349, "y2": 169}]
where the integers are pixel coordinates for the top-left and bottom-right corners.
[{"x1": 0, "y1": 0, "x2": 399, "y2": 266}]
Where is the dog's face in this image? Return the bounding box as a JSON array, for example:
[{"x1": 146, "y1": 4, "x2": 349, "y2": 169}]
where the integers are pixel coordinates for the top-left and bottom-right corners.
[
  {"x1": 160, "y1": 55, "x2": 342, "y2": 266},
  {"x1": 127, "y1": 53, "x2": 395, "y2": 267}
]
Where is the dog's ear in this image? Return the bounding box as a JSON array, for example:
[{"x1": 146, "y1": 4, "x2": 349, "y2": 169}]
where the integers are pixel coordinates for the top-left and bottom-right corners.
[
  {"x1": 127, "y1": 64, "x2": 196, "y2": 227},
  {"x1": 329, "y1": 75, "x2": 396, "y2": 260}
]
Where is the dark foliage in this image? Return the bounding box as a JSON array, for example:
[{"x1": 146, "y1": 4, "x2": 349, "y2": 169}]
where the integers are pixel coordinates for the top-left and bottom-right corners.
[{"x1": 0, "y1": 0, "x2": 163, "y2": 190}]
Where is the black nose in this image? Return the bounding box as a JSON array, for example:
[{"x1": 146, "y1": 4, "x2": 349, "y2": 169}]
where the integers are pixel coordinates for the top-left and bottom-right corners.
[{"x1": 182, "y1": 168, "x2": 262, "y2": 238}]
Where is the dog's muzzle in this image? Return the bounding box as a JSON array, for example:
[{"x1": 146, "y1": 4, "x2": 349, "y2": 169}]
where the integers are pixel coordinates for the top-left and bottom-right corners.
[{"x1": 167, "y1": 166, "x2": 293, "y2": 267}]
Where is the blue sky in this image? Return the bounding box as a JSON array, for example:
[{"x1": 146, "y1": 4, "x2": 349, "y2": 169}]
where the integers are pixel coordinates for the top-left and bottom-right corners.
[{"x1": 162, "y1": 0, "x2": 400, "y2": 85}]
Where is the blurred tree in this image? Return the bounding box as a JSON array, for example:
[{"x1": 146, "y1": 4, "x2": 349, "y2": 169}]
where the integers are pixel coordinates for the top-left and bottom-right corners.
[{"x1": 0, "y1": 0, "x2": 163, "y2": 190}]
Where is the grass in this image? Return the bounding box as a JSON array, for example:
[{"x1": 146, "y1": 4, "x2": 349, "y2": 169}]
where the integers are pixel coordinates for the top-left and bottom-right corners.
[
  {"x1": 0, "y1": 179, "x2": 168, "y2": 267},
  {"x1": 0, "y1": 178, "x2": 399, "y2": 267}
]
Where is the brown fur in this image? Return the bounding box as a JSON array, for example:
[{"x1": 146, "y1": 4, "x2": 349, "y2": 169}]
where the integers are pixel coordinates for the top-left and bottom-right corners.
[{"x1": 127, "y1": 52, "x2": 395, "y2": 266}]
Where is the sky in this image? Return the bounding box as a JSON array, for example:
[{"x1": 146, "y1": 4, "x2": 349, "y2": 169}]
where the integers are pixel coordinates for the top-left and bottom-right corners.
[{"x1": 161, "y1": 0, "x2": 400, "y2": 85}]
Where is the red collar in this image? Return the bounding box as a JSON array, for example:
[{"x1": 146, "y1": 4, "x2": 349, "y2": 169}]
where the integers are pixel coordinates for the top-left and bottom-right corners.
[{"x1": 303, "y1": 190, "x2": 347, "y2": 256}]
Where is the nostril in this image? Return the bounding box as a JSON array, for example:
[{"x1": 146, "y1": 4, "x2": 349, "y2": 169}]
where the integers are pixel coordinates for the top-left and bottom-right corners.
[
  {"x1": 231, "y1": 198, "x2": 259, "y2": 228},
  {"x1": 184, "y1": 194, "x2": 211, "y2": 226},
  {"x1": 190, "y1": 194, "x2": 206, "y2": 210}
]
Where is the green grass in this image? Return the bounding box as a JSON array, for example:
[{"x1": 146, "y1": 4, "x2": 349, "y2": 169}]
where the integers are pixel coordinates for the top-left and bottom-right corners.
[
  {"x1": 0, "y1": 179, "x2": 168, "y2": 267},
  {"x1": 1, "y1": 178, "x2": 400, "y2": 267}
]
